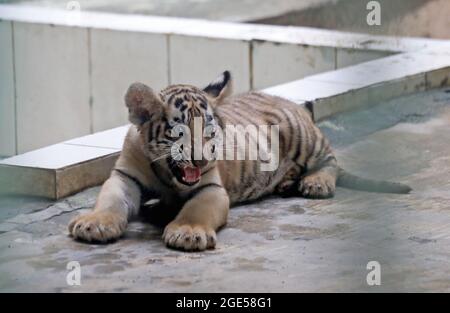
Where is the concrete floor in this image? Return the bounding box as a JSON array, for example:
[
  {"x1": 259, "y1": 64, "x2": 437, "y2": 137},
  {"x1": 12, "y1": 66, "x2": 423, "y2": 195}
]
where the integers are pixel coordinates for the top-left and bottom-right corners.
[
  {"x1": 1, "y1": 88, "x2": 450, "y2": 292},
  {"x1": 12, "y1": 0, "x2": 329, "y2": 22},
  {"x1": 12, "y1": 0, "x2": 450, "y2": 40}
]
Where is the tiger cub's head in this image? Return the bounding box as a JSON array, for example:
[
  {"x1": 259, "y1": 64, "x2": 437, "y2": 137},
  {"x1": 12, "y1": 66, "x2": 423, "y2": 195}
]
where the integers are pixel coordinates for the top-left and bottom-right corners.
[{"x1": 124, "y1": 71, "x2": 232, "y2": 188}]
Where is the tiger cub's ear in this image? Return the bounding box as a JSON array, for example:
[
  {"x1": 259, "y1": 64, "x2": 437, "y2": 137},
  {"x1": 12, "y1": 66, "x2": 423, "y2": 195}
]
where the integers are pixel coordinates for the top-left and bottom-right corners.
[
  {"x1": 203, "y1": 70, "x2": 232, "y2": 102},
  {"x1": 125, "y1": 82, "x2": 164, "y2": 126}
]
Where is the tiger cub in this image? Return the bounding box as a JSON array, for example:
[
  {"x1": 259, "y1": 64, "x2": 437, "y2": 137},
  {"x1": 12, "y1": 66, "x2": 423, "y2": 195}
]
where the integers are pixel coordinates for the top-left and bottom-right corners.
[{"x1": 69, "y1": 71, "x2": 411, "y2": 251}]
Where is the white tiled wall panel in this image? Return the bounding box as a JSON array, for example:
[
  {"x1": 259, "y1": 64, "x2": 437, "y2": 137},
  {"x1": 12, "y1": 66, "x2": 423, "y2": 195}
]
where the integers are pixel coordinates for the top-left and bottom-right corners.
[
  {"x1": 169, "y1": 35, "x2": 250, "y2": 93},
  {"x1": 0, "y1": 21, "x2": 16, "y2": 156},
  {"x1": 336, "y1": 48, "x2": 392, "y2": 69},
  {"x1": 252, "y1": 41, "x2": 335, "y2": 90},
  {"x1": 90, "y1": 29, "x2": 169, "y2": 132},
  {"x1": 13, "y1": 22, "x2": 90, "y2": 153}
]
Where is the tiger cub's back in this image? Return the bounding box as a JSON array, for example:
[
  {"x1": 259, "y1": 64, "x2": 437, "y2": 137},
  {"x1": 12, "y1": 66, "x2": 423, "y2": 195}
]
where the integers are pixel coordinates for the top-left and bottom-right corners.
[{"x1": 214, "y1": 91, "x2": 323, "y2": 204}]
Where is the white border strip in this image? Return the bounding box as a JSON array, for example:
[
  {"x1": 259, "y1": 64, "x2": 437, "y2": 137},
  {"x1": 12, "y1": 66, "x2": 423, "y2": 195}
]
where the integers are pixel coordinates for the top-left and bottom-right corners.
[{"x1": 1, "y1": 4, "x2": 449, "y2": 53}]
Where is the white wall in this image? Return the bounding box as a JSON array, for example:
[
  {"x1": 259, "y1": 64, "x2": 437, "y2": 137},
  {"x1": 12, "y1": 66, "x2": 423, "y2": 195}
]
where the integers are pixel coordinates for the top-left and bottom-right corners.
[
  {"x1": 170, "y1": 35, "x2": 251, "y2": 93},
  {"x1": 90, "y1": 29, "x2": 169, "y2": 132},
  {"x1": 13, "y1": 22, "x2": 91, "y2": 153},
  {"x1": 0, "y1": 21, "x2": 16, "y2": 156},
  {"x1": 0, "y1": 6, "x2": 400, "y2": 156}
]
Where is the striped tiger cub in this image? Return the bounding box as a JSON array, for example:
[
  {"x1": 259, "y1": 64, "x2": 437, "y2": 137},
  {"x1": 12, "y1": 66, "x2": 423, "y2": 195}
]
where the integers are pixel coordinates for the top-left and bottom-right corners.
[{"x1": 69, "y1": 71, "x2": 411, "y2": 251}]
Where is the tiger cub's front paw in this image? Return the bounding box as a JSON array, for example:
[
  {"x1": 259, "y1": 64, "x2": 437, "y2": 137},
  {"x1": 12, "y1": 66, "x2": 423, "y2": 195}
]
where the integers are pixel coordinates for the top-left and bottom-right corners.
[
  {"x1": 68, "y1": 211, "x2": 127, "y2": 243},
  {"x1": 162, "y1": 222, "x2": 217, "y2": 251}
]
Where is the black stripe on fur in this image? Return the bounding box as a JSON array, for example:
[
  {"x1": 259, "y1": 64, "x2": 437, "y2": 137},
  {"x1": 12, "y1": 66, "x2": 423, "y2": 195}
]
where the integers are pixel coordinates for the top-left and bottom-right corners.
[
  {"x1": 114, "y1": 169, "x2": 156, "y2": 199},
  {"x1": 185, "y1": 183, "x2": 223, "y2": 201}
]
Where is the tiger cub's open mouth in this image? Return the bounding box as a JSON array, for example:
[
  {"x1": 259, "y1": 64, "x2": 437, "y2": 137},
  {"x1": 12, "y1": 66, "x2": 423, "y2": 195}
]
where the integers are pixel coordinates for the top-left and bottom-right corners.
[{"x1": 172, "y1": 164, "x2": 201, "y2": 186}]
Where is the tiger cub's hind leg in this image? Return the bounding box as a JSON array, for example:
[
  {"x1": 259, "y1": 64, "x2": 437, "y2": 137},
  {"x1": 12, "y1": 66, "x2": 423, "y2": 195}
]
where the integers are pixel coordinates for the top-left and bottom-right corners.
[
  {"x1": 298, "y1": 167, "x2": 337, "y2": 198},
  {"x1": 276, "y1": 162, "x2": 338, "y2": 199},
  {"x1": 298, "y1": 155, "x2": 339, "y2": 199}
]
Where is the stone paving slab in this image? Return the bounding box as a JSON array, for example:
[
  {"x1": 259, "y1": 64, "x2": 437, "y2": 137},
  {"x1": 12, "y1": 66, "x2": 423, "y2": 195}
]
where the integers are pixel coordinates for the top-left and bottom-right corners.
[{"x1": 0, "y1": 127, "x2": 125, "y2": 199}]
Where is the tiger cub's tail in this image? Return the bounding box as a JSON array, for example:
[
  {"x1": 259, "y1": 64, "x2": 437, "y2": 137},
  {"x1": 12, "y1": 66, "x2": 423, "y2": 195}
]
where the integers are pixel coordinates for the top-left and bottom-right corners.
[{"x1": 336, "y1": 167, "x2": 412, "y2": 194}]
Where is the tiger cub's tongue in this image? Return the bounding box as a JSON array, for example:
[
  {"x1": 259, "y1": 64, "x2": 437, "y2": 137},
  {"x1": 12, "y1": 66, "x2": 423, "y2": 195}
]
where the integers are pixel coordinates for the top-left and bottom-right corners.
[{"x1": 182, "y1": 166, "x2": 201, "y2": 183}]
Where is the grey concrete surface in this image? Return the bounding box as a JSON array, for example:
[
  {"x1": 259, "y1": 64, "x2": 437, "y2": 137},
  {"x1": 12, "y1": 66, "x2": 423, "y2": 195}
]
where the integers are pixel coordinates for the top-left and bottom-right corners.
[
  {"x1": 8, "y1": 0, "x2": 329, "y2": 22},
  {"x1": 0, "y1": 88, "x2": 450, "y2": 292},
  {"x1": 6, "y1": 0, "x2": 450, "y2": 39},
  {"x1": 252, "y1": 0, "x2": 450, "y2": 40}
]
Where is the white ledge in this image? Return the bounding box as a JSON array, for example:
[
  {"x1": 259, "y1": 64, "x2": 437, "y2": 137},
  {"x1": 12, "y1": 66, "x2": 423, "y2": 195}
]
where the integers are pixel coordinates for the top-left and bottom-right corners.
[{"x1": 1, "y1": 4, "x2": 450, "y2": 53}]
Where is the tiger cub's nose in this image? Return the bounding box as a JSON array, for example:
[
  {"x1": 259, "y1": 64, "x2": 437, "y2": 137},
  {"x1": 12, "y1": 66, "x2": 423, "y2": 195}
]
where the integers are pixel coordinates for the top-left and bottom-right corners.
[{"x1": 192, "y1": 158, "x2": 208, "y2": 168}]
